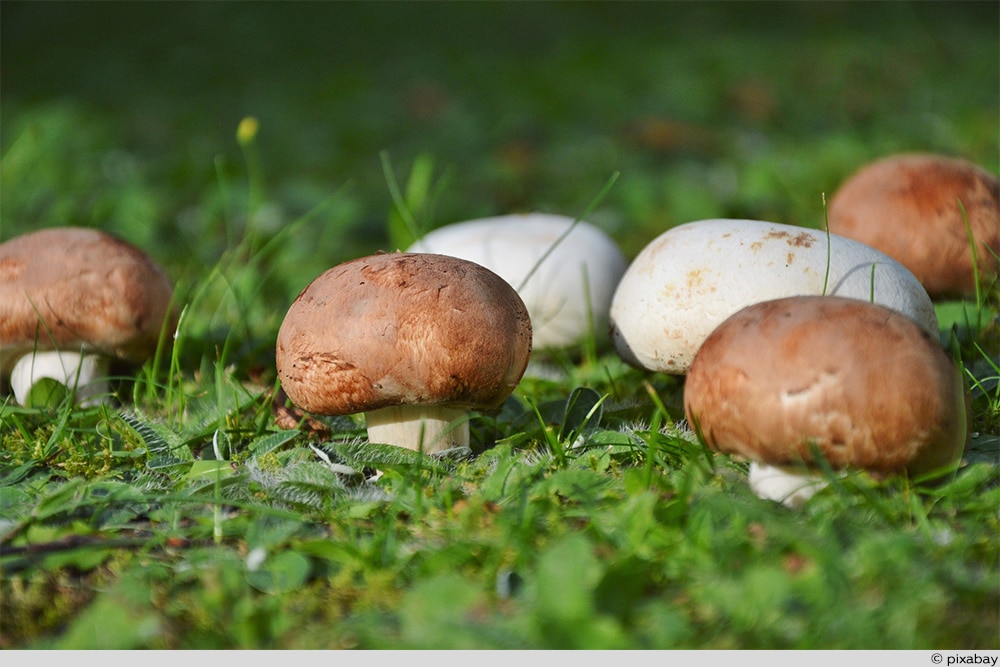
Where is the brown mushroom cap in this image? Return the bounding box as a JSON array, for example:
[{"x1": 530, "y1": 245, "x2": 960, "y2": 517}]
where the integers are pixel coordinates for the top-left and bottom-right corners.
[
  {"x1": 275, "y1": 252, "x2": 532, "y2": 416},
  {"x1": 0, "y1": 227, "x2": 176, "y2": 377},
  {"x1": 827, "y1": 153, "x2": 1000, "y2": 299},
  {"x1": 684, "y1": 295, "x2": 967, "y2": 476}
]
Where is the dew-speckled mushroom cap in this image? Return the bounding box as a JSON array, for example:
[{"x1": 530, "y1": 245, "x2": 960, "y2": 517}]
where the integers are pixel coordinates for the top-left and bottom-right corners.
[
  {"x1": 275, "y1": 252, "x2": 533, "y2": 416},
  {"x1": 827, "y1": 153, "x2": 1000, "y2": 299},
  {"x1": 684, "y1": 295, "x2": 967, "y2": 476},
  {"x1": 0, "y1": 227, "x2": 176, "y2": 376}
]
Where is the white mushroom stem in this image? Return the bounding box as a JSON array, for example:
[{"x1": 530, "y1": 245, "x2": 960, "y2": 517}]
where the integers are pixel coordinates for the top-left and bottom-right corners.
[
  {"x1": 10, "y1": 350, "x2": 110, "y2": 407},
  {"x1": 364, "y1": 405, "x2": 469, "y2": 454},
  {"x1": 747, "y1": 461, "x2": 835, "y2": 509}
]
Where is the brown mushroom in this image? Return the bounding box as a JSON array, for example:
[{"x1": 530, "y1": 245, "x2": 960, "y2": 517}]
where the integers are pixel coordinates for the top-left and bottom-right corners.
[
  {"x1": 684, "y1": 295, "x2": 967, "y2": 507},
  {"x1": 275, "y1": 252, "x2": 532, "y2": 454},
  {"x1": 0, "y1": 227, "x2": 175, "y2": 406},
  {"x1": 827, "y1": 153, "x2": 1000, "y2": 300}
]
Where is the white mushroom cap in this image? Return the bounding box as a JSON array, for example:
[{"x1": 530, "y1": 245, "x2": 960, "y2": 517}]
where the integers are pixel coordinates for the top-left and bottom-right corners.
[
  {"x1": 827, "y1": 153, "x2": 1000, "y2": 300},
  {"x1": 407, "y1": 213, "x2": 628, "y2": 351},
  {"x1": 0, "y1": 227, "x2": 175, "y2": 405},
  {"x1": 684, "y1": 296, "x2": 968, "y2": 506},
  {"x1": 275, "y1": 252, "x2": 532, "y2": 454},
  {"x1": 609, "y1": 218, "x2": 938, "y2": 375}
]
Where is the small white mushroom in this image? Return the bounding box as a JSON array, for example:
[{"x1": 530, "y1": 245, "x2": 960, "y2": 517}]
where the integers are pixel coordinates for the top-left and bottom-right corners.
[
  {"x1": 684, "y1": 296, "x2": 968, "y2": 508},
  {"x1": 0, "y1": 227, "x2": 175, "y2": 407},
  {"x1": 827, "y1": 153, "x2": 1000, "y2": 300},
  {"x1": 608, "y1": 218, "x2": 938, "y2": 375},
  {"x1": 407, "y1": 213, "x2": 628, "y2": 351},
  {"x1": 275, "y1": 252, "x2": 532, "y2": 454}
]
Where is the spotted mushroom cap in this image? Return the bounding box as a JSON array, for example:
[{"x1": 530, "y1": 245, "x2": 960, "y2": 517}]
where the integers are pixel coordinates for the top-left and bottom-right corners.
[
  {"x1": 0, "y1": 227, "x2": 176, "y2": 377},
  {"x1": 275, "y1": 252, "x2": 532, "y2": 416},
  {"x1": 684, "y1": 295, "x2": 967, "y2": 476},
  {"x1": 827, "y1": 153, "x2": 1000, "y2": 299},
  {"x1": 609, "y1": 218, "x2": 937, "y2": 376}
]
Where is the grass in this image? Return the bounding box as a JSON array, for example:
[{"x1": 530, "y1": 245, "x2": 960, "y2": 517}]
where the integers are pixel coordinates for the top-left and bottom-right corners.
[{"x1": 1, "y1": 0, "x2": 999, "y2": 650}]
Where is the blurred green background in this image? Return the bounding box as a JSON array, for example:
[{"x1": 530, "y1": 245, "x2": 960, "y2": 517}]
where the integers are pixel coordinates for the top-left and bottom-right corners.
[{"x1": 2, "y1": 0, "x2": 997, "y2": 365}]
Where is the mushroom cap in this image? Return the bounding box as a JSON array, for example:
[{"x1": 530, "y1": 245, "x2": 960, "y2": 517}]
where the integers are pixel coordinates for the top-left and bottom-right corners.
[
  {"x1": 684, "y1": 295, "x2": 967, "y2": 476},
  {"x1": 827, "y1": 153, "x2": 1000, "y2": 300},
  {"x1": 407, "y1": 213, "x2": 628, "y2": 350},
  {"x1": 0, "y1": 227, "x2": 175, "y2": 377},
  {"x1": 275, "y1": 252, "x2": 532, "y2": 416},
  {"x1": 609, "y1": 218, "x2": 937, "y2": 375}
]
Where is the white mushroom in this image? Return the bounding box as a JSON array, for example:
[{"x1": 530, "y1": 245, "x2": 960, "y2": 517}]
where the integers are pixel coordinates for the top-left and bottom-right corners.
[
  {"x1": 275, "y1": 252, "x2": 532, "y2": 454},
  {"x1": 684, "y1": 296, "x2": 968, "y2": 508},
  {"x1": 609, "y1": 218, "x2": 938, "y2": 375},
  {"x1": 0, "y1": 227, "x2": 175, "y2": 407},
  {"x1": 407, "y1": 213, "x2": 628, "y2": 351}
]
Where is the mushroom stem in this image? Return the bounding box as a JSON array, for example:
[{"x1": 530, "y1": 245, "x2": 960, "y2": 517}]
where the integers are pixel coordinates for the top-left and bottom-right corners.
[
  {"x1": 10, "y1": 350, "x2": 110, "y2": 407},
  {"x1": 747, "y1": 461, "x2": 833, "y2": 509},
  {"x1": 364, "y1": 405, "x2": 469, "y2": 454}
]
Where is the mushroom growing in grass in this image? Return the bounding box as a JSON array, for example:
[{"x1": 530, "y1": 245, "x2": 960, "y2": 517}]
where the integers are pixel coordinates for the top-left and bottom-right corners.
[
  {"x1": 827, "y1": 153, "x2": 1000, "y2": 300},
  {"x1": 275, "y1": 252, "x2": 532, "y2": 454},
  {"x1": 684, "y1": 295, "x2": 968, "y2": 508},
  {"x1": 609, "y1": 218, "x2": 938, "y2": 376},
  {"x1": 407, "y1": 213, "x2": 628, "y2": 351},
  {"x1": 0, "y1": 227, "x2": 176, "y2": 407}
]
